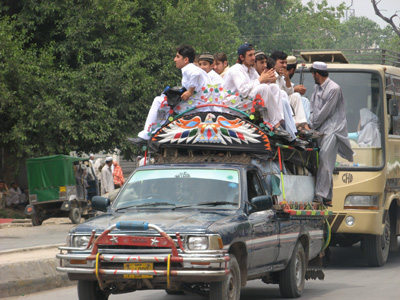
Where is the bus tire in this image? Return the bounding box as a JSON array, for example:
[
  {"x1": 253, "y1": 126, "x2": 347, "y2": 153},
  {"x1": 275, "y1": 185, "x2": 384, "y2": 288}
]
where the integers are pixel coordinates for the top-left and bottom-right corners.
[{"x1": 363, "y1": 212, "x2": 390, "y2": 267}]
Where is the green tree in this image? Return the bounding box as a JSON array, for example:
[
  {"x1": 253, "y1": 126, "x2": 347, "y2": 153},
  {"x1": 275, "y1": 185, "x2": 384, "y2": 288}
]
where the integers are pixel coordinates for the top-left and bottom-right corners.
[
  {"x1": 229, "y1": 0, "x2": 345, "y2": 54},
  {"x1": 0, "y1": 0, "x2": 242, "y2": 180},
  {"x1": 336, "y1": 16, "x2": 388, "y2": 49}
]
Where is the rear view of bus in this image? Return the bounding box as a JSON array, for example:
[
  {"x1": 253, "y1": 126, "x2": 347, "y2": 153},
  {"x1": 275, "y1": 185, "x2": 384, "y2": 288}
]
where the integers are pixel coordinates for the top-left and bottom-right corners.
[{"x1": 292, "y1": 49, "x2": 400, "y2": 267}]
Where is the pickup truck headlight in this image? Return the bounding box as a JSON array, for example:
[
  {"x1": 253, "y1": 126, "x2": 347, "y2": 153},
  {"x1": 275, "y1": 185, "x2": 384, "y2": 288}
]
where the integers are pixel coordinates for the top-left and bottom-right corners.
[
  {"x1": 72, "y1": 235, "x2": 91, "y2": 248},
  {"x1": 187, "y1": 236, "x2": 209, "y2": 250},
  {"x1": 344, "y1": 195, "x2": 379, "y2": 209}
]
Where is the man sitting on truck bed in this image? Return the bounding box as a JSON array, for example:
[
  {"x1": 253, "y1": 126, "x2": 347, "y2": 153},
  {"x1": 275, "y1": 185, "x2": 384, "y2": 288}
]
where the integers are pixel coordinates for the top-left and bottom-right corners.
[
  {"x1": 271, "y1": 51, "x2": 315, "y2": 139},
  {"x1": 222, "y1": 43, "x2": 292, "y2": 139},
  {"x1": 254, "y1": 50, "x2": 297, "y2": 141},
  {"x1": 130, "y1": 44, "x2": 211, "y2": 145}
]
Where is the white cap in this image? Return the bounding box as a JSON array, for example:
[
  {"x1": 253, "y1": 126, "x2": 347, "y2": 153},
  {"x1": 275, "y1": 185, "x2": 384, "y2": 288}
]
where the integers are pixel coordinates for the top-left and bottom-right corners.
[
  {"x1": 287, "y1": 56, "x2": 297, "y2": 65},
  {"x1": 89, "y1": 153, "x2": 95, "y2": 158},
  {"x1": 312, "y1": 61, "x2": 327, "y2": 71},
  {"x1": 105, "y1": 156, "x2": 113, "y2": 162}
]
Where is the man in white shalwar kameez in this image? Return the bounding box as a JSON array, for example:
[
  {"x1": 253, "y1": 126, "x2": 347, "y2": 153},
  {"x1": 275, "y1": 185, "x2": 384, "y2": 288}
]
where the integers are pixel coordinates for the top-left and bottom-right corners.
[
  {"x1": 310, "y1": 61, "x2": 354, "y2": 206},
  {"x1": 254, "y1": 50, "x2": 297, "y2": 140},
  {"x1": 101, "y1": 157, "x2": 115, "y2": 195},
  {"x1": 222, "y1": 43, "x2": 291, "y2": 138},
  {"x1": 130, "y1": 45, "x2": 210, "y2": 145},
  {"x1": 271, "y1": 52, "x2": 309, "y2": 132}
]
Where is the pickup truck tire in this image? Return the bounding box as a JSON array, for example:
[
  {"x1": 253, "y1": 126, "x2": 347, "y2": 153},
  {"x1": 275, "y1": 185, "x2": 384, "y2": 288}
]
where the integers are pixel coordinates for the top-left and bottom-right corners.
[
  {"x1": 165, "y1": 289, "x2": 184, "y2": 295},
  {"x1": 363, "y1": 212, "x2": 390, "y2": 267},
  {"x1": 69, "y1": 207, "x2": 82, "y2": 224},
  {"x1": 209, "y1": 254, "x2": 240, "y2": 300},
  {"x1": 279, "y1": 242, "x2": 306, "y2": 298},
  {"x1": 77, "y1": 280, "x2": 109, "y2": 300}
]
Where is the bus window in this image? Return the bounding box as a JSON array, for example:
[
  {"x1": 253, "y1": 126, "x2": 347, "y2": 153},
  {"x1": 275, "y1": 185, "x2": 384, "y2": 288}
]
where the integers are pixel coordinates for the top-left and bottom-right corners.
[
  {"x1": 293, "y1": 70, "x2": 384, "y2": 169},
  {"x1": 386, "y1": 75, "x2": 400, "y2": 135}
]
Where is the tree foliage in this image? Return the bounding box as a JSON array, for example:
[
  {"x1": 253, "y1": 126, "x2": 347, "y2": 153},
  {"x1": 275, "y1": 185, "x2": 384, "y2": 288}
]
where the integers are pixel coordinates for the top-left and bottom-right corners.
[{"x1": 1, "y1": 0, "x2": 400, "y2": 181}]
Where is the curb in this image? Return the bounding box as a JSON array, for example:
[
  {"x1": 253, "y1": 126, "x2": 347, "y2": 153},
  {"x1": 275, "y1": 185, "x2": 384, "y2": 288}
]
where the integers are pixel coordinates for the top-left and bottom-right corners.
[
  {"x1": 0, "y1": 245, "x2": 74, "y2": 298},
  {"x1": 0, "y1": 219, "x2": 32, "y2": 229},
  {"x1": 0, "y1": 244, "x2": 65, "y2": 255},
  {"x1": 0, "y1": 258, "x2": 75, "y2": 298}
]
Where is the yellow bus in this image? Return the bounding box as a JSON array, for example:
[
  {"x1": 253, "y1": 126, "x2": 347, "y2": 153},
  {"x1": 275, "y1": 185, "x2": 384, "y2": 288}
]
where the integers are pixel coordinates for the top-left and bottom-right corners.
[{"x1": 292, "y1": 49, "x2": 400, "y2": 267}]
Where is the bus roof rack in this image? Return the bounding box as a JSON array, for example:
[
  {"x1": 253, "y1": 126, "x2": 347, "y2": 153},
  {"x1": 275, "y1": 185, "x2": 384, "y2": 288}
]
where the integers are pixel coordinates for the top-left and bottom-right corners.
[
  {"x1": 300, "y1": 51, "x2": 349, "y2": 64},
  {"x1": 293, "y1": 49, "x2": 400, "y2": 67}
]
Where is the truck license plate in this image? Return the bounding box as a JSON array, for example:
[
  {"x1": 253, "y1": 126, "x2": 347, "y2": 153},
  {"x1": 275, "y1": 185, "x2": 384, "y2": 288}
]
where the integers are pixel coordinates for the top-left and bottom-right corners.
[{"x1": 123, "y1": 263, "x2": 153, "y2": 279}]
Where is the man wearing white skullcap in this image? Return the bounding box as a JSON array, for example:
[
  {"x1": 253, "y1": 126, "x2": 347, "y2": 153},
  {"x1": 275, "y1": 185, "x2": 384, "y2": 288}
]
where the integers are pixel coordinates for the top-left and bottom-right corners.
[
  {"x1": 101, "y1": 156, "x2": 115, "y2": 195},
  {"x1": 310, "y1": 61, "x2": 353, "y2": 206}
]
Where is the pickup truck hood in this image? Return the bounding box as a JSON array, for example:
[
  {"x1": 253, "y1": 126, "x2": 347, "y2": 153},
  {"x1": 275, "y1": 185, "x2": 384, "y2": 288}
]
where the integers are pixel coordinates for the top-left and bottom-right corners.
[{"x1": 71, "y1": 209, "x2": 237, "y2": 234}]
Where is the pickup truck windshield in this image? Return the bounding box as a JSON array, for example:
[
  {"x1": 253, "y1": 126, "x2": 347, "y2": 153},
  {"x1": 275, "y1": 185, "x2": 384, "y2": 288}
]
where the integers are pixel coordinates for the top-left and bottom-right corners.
[
  {"x1": 114, "y1": 168, "x2": 240, "y2": 209},
  {"x1": 293, "y1": 70, "x2": 384, "y2": 169}
]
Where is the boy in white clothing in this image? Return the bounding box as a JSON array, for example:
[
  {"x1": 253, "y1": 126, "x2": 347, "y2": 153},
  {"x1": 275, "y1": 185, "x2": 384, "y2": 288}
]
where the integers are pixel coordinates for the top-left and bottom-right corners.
[
  {"x1": 198, "y1": 53, "x2": 223, "y2": 85},
  {"x1": 130, "y1": 45, "x2": 210, "y2": 145},
  {"x1": 222, "y1": 43, "x2": 291, "y2": 138}
]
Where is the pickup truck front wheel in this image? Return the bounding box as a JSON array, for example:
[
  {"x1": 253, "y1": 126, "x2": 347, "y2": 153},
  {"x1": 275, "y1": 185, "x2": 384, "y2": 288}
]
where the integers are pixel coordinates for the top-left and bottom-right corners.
[
  {"x1": 279, "y1": 242, "x2": 306, "y2": 298},
  {"x1": 77, "y1": 280, "x2": 109, "y2": 300},
  {"x1": 209, "y1": 254, "x2": 240, "y2": 300}
]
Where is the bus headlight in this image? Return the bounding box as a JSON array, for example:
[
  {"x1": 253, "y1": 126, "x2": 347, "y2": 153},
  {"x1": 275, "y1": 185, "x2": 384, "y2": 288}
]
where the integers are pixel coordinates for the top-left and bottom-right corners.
[
  {"x1": 345, "y1": 216, "x2": 355, "y2": 226},
  {"x1": 187, "y1": 236, "x2": 209, "y2": 250},
  {"x1": 344, "y1": 195, "x2": 379, "y2": 209}
]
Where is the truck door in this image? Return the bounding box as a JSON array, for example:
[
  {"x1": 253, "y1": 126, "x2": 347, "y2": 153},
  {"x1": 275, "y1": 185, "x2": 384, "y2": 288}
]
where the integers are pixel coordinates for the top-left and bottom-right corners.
[{"x1": 247, "y1": 170, "x2": 279, "y2": 270}]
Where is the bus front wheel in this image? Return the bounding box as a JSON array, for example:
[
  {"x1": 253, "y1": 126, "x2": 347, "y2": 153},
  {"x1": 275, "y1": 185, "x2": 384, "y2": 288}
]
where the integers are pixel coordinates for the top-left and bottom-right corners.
[{"x1": 363, "y1": 212, "x2": 390, "y2": 267}]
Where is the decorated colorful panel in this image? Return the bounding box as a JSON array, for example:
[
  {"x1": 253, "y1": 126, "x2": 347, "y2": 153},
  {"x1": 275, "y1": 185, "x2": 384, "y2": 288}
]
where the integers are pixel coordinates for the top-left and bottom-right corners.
[{"x1": 152, "y1": 112, "x2": 271, "y2": 153}]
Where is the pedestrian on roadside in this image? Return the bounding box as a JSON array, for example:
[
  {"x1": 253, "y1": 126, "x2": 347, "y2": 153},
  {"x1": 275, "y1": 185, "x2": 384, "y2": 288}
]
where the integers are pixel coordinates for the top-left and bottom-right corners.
[
  {"x1": 112, "y1": 161, "x2": 125, "y2": 188},
  {"x1": 101, "y1": 157, "x2": 115, "y2": 195},
  {"x1": 0, "y1": 180, "x2": 9, "y2": 209},
  {"x1": 6, "y1": 182, "x2": 26, "y2": 208}
]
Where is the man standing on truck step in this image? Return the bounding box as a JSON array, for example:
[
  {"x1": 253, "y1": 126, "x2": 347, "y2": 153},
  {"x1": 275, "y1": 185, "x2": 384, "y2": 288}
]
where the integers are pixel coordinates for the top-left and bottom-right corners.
[
  {"x1": 101, "y1": 157, "x2": 115, "y2": 195},
  {"x1": 310, "y1": 61, "x2": 353, "y2": 206}
]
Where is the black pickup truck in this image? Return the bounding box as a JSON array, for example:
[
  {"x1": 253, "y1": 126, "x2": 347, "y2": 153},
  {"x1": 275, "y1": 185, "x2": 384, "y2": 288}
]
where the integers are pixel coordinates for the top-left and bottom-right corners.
[
  {"x1": 57, "y1": 111, "x2": 327, "y2": 299},
  {"x1": 57, "y1": 161, "x2": 326, "y2": 300}
]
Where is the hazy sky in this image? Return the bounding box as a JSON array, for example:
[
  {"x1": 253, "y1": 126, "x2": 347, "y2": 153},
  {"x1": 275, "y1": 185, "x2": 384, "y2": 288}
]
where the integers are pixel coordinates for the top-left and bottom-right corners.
[{"x1": 302, "y1": 0, "x2": 400, "y2": 28}]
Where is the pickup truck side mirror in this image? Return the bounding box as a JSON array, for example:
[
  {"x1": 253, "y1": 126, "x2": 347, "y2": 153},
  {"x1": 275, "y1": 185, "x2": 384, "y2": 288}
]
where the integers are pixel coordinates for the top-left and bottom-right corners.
[
  {"x1": 249, "y1": 195, "x2": 273, "y2": 213},
  {"x1": 91, "y1": 196, "x2": 111, "y2": 212}
]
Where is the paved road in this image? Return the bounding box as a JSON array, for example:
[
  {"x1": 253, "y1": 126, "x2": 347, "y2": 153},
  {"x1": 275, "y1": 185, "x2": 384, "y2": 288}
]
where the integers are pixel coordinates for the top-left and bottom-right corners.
[
  {"x1": 6, "y1": 241, "x2": 400, "y2": 300},
  {"x1": 0, "y1": 218, "x2": 75, "y2": 251}
]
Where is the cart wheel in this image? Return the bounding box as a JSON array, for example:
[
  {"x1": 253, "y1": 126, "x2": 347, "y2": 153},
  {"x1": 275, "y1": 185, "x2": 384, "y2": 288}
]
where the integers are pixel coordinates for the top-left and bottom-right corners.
[
  {"x1": 69, "y1": 207, "x2": 82, "y2": 224},
  {"x1": 32, "y1": 212, "x2": 43, "y2": 226}
]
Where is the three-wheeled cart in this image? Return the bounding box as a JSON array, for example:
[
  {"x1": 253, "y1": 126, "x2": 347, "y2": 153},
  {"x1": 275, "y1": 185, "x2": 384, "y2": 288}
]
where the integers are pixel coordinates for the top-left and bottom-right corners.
[{"x1": 24, "y1": 155, "x2": 98, "y2": 226}]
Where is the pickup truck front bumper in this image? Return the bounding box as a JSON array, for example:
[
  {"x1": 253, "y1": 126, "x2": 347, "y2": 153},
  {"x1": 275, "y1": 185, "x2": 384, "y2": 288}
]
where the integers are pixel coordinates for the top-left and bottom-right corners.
[{"x1": 57, "y1": 221, "x2": 230, "y2": 288}]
